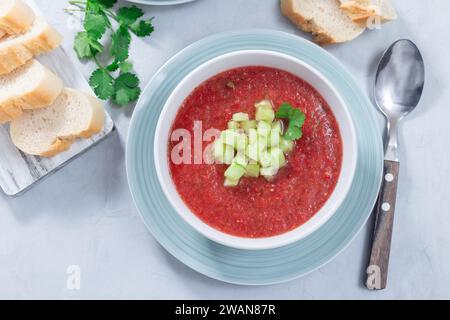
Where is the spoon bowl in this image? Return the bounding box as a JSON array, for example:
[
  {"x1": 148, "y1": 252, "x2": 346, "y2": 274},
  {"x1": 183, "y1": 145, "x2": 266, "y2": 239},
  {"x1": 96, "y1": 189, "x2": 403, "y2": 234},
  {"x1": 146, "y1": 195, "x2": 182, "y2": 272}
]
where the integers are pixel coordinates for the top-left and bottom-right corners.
[{"x1": 375, "y1": 39, "x2": 425, "y2": 119}]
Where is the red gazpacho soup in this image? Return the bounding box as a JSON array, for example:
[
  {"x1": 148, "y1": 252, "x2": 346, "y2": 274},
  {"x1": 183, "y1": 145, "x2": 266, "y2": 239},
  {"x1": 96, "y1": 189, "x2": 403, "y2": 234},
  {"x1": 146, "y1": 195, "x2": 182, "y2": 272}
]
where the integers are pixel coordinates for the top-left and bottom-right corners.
[{"x1": 168, "y1": 66, "x2": 342, "y2": 238}]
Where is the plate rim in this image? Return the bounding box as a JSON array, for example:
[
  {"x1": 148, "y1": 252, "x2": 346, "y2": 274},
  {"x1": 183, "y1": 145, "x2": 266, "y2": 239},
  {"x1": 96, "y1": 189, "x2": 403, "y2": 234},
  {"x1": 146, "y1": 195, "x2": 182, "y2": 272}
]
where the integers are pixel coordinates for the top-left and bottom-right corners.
[{"x1": 126, "y1": 28, "x2": 383, "y2": 285}]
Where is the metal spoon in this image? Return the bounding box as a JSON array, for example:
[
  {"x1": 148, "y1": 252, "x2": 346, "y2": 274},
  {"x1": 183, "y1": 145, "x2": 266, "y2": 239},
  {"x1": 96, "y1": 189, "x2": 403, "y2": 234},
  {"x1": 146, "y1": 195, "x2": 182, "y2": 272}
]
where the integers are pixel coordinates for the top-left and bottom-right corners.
[{"x1": 366, "y1": 40, "x2": 425, "y2": 290}]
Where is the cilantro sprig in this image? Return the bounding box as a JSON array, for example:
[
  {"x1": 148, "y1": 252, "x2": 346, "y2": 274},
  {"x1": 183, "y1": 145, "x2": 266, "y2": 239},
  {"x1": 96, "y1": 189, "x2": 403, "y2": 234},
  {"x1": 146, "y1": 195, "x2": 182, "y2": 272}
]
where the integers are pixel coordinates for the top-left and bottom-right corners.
[
  {"x1": 275, "y1": 103, "x2": 306, "y2": 141},
  {"x1": 67, "y1": 0, "x2": 154, "y2": 106}
]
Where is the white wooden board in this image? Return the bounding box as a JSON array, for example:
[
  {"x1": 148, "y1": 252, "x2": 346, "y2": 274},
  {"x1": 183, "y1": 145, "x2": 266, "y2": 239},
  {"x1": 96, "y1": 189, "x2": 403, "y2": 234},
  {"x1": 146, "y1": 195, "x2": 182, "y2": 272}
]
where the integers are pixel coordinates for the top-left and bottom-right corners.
[{"x1": 0, "y1": 0, "x2": 114, "y2": 196}]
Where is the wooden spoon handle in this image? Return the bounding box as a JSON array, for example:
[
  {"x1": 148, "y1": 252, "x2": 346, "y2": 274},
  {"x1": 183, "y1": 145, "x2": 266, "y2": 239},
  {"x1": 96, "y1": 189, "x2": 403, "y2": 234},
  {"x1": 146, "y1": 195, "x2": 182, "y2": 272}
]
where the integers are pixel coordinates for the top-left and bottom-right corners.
[{"x1": 366, "y1": 160, "x2": 400, "y2": 290}]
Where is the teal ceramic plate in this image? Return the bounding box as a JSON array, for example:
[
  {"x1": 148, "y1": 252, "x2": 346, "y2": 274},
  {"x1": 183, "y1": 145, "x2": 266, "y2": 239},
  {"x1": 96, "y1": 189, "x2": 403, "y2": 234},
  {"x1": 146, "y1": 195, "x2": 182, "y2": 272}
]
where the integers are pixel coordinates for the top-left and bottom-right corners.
[
  {"x1": 126, "y1": 30, "x2": 383, "y2": 285},
  {"x1": 125, "y1": 0, "x2": 198, "y2": 5}
]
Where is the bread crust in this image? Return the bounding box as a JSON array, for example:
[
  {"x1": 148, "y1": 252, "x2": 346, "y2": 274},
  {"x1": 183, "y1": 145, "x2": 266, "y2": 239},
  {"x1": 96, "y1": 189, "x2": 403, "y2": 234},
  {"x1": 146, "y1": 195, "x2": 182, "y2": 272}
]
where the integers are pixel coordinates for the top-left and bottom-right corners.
[
  {"x1": 0, "y1": 0, "x2": 36, "y2": 35},
  {"x1": 0, "y1": 18, "x2": 62, "y2": 75}
]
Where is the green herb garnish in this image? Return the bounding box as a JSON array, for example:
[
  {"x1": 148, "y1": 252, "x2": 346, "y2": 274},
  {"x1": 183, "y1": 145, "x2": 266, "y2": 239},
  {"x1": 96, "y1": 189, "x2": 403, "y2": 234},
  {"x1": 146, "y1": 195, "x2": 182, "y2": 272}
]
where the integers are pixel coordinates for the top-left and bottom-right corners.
[
  {"x1": 275, "y1": 103, "x2": 306, "y2": 141},
  {"x1": 67, "y1": 0, "x2": 154, "y2": 106}
]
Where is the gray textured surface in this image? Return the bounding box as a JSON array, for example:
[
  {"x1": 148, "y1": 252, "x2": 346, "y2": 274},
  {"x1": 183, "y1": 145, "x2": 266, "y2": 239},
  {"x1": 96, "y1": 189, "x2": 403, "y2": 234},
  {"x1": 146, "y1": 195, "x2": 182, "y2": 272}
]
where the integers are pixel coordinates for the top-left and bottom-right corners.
[{"x1": 0, "y1": 0, "x2": 449, "y2": 299}]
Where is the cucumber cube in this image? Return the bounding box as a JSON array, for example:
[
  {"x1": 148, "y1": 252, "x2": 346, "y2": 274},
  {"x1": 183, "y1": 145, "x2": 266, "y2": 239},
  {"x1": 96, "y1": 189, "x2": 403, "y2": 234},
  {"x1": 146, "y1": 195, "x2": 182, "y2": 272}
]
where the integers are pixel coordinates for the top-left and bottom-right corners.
[
  {"x1": 257, "y1": 138, "x2": 268, "y2": 154},
  {"x1": 279, "y1": 138, "x2": 294, "y2": 154},
  {"x1": 227, "y1": 121, "x2": 240, "y2": 130},
  {"x1": 257, "y1": 121, "x2": 272, "y2": 137},
  {"x1": 246, "y1": 143, "x2": 259, "y2": 162},
  {"x1": 272, "y1": 120, "x2": 284, "y2": 134},
  {"x1": 235, "y1": 133, "x2": 248, "y2": 152},
  {"x1": 248, "y1": 128, "x2": 258, "y2": 145},
  {"x1": 269, "y1": 147, "x2": 286, "y2": 168},
  {"x1": 214, "y1": 141, "x2": 235, "y2": 164},
  {"x1": 259, "y1": 151, "x2": 272, "y2": 168},
  {"x1": 221, "y1": 130, "x2": 239, "y2": 147},
  {"x1": 255, "y1": 99, "x2": 274, "y2": 111},
  {"x1": 255, "y1": 107, "x2": 275, "y2": 123},
  {"x1": 232, "y1": 112, "x2": 250, "y2": 122},
  {"x1": 241, "y1": 120, "x2": 257, "y2": 131},
  {"x1": 260, "y1": 165, "x2": 279, "y2": 178},
  {"x1": 224, "y1": 163, "x2": 246, "y2": 180},
  {"x1": 245, "y1": 163, "x2": 260, "y2": 178},
  {"x1": 233, "y1": 152, "x2": 248, "y2": 167},
  {"x1": 224, "y1": 177, "x2": 239, "y2": 187},
  {"x1": 269, "y1": 129, "x2": 281, "y2": 147}
]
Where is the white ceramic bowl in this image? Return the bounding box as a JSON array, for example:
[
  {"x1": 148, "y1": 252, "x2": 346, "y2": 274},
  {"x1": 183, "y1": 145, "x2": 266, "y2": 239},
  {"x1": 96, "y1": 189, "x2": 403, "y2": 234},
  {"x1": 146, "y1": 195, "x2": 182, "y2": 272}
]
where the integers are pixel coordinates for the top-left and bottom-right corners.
[{"x1": 154, "y1": 50, "x2": 357, "y2": 250}]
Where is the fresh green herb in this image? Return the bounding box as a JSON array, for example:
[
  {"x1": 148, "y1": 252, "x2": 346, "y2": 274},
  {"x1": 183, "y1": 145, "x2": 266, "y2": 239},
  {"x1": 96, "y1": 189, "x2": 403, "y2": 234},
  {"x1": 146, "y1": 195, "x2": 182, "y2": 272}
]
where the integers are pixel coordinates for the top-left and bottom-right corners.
[
  {"x1": 67, "y1": 0, "x2": 154, "y2": 106},
  {"x1": 275, "y1": 103, "x2": 306, "y2": 141}
]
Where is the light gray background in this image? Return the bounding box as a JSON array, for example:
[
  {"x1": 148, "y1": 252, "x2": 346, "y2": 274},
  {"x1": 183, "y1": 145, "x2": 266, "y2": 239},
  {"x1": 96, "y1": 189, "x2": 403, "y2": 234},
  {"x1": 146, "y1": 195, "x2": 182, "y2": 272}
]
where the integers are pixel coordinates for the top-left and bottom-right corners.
[{"x1": 1, "y1": 0, "x2": 449, "y2": 299}]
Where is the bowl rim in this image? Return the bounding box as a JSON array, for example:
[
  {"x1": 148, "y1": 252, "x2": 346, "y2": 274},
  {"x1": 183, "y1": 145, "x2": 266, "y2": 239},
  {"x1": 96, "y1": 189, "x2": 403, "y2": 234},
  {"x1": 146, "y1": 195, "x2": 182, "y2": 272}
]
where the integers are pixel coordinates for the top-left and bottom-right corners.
[{"x1": 154, "y1": 49, "x2": 358, "y2": 250}]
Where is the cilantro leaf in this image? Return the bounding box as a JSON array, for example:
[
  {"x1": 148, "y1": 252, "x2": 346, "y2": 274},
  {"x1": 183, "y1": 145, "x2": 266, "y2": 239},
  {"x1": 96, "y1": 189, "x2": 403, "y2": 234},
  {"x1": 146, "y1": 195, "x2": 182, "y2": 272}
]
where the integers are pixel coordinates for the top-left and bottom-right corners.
[
  {"x1": 89, "y1": 68, "x2": 114, "y2": 100},
  {"x1": 289, "y1": 108, "x2": 306, "y2": 127},
  {"x1": 130, "y1": 19, "x2": 154, "y2": 37},
  {"x1": 119, "y1": 61, "x2": 133, "y2": 73},
  {"x1": 285, "y1": 126, "x2": 302, "y2": 141},
  {"x1": 117, "y1": 6, "x2": 144, "y2": 25},
  {"x1": 275, "y1": 102, "x2": 306, "y2": 141},
  {"x1": 74, "y1": 31, "x2": 103, "y2": 58},
  {"x1": 84, "y1": 12, "x2": 108, "y2": 40},
  {"x1": 110, "y1": 26, "x2": 131, "y2": 62},
  {"x1": 275, "y1": 103, "x2": 293, "y2": 118},
  {"x1": 113, "y1": 72, "x2": 141, "y2": 105},
  {"x1": 96, "y1": 0, "x2": 117, "y2": 9}
]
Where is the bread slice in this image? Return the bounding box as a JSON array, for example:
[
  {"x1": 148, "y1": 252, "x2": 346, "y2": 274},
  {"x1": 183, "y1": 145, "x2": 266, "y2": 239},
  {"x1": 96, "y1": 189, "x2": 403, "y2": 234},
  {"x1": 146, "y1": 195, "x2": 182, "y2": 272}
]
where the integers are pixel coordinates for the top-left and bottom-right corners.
[
  {"x1": 339, "y1": 0, "x2": 397, "y2": 23},
  {"x1": 0, "y1": 0, "x2": 36, "y2": 36},
  {"x1": 0, "y1": 16, "x2": 62, "y2": 75},
  {"x1": 280, "y1": 0, "x2": 365, "y2": 45},
  {"x1": 0, "y1": 59, "x2": 63, "y2": 123},
  {"x1": 10, "y1": 88, "x2": 105, "y2": 157}
]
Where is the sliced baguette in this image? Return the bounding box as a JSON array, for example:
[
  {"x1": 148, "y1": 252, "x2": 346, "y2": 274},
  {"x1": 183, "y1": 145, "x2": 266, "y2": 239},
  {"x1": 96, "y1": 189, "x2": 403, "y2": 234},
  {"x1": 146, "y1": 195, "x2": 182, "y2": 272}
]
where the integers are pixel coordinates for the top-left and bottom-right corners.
[
  {"x1": 0, "y1": 0, "x2": 36, "y2": 36},
  {"x1": 280, "y1": 0, "x2": 365, "y2": 45},
  {"x1": 0, "y1": 59, "x2": 63, "y2": 123},
  {"x1": 10, "y1": 88, "x2": 105, "y2": 157},
  {"x1": 339, "y1": 0, "x2": 397, "y2": 23},
  {"x1": 0, "y1": 16, "x2": 62, "y2": 75}
]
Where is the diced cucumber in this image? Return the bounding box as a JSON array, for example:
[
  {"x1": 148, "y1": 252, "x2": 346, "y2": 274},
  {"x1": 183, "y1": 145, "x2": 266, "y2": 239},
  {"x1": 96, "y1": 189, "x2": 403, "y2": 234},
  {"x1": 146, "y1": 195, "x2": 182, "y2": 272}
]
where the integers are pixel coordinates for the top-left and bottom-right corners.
[
  {"x1": 260, "y1": 166, "x2": 279, "y2": 179},
  {"x1": 257, "y1": 121, "x2": 272, "y2": 137},
  {"x1": 248, "y1": 128, "x2": 258, "y2": 145},
  {"x1": 245, "y1": 163, "x2": 260, "y2": 178},
  {"x1": 227, "y1": 121, "x2": 240, "y2": 130},
  {"x1": 224, "y1": 163, "x2": 246, "y2": 180},
  {"x1": 269, "y1": 147, "x2": 286, "y2": 169},
  {"x1": 241, "y1": 120, "x2": 257, "y2": 131},
  {"x1": 255, "y1": 100, "x2": 275, "y2": 122},
  {"x1": 224, "y1": 177, "x2": 239, "y2": 187},
  {"x1": 269, "y1": 129, "x2": 281, "y2": 147},
  {"x1": 255, "y1": 99, "x2": 274, "y2": 111},
  {"x1": 246, "y1": 143, "x2": 259, "y2": 162},
  {"x1": 256, "y1": 107, "x2": 275, "y2": 123},
  {"x1": 221, "y1": 130, "x2": 239, "y2": 147},
  {"x1": 233, "y1": 152, "x2": 248, "y2": 167},
  {"x1": 232, "y1": 112, "x2": 250, "y2": 122},
  {"x1": 213, "y1": 140, "x2": 235, "y2": 164},
  {"x1": 272, "y1": 120, "x2": 284, "y2": 134},
  {"x1": 259, "y1": 151, "x2": 272, "y2": 168},
  {"x1": 235, "y1": 133, "x2": 248, "y2": 152},
  {"x1": 279, "y1": 138, "x2": 294, "y2": 154},
  {"x1": 257, "y1": 138, "x2": 268, "y2": 154}
]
